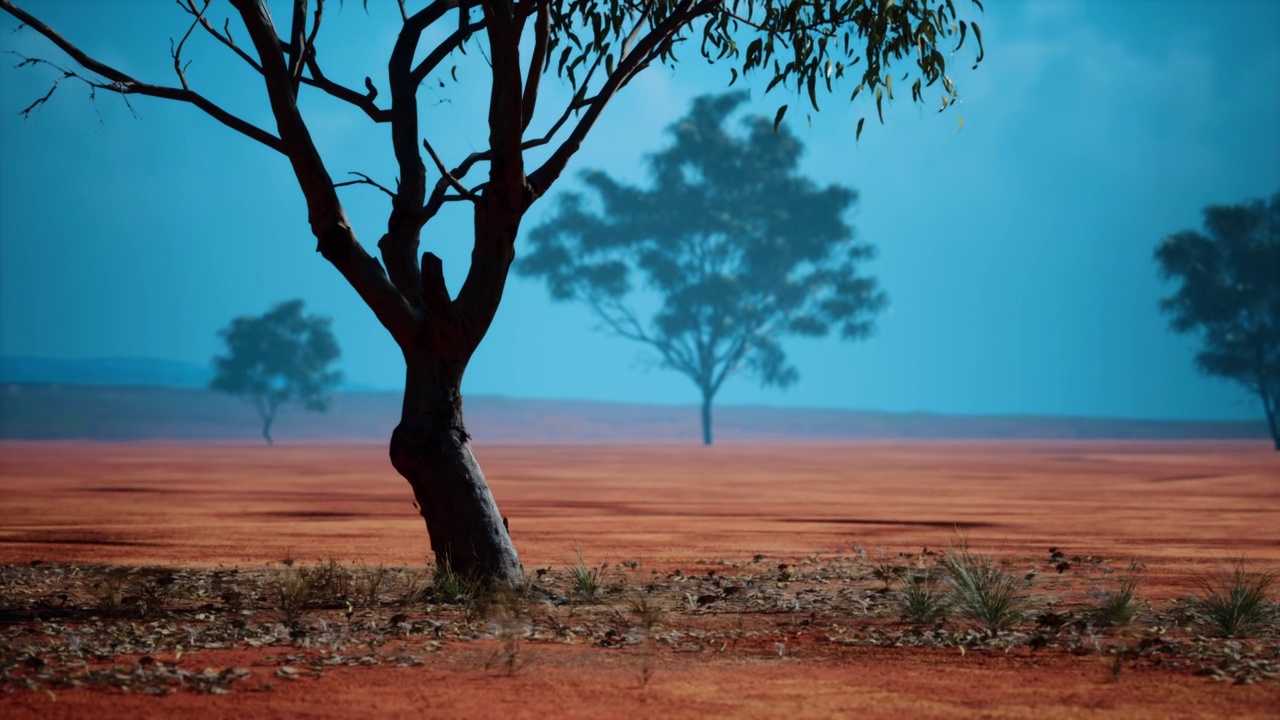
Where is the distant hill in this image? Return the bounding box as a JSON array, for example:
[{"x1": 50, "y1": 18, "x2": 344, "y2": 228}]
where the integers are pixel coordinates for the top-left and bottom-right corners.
[
  {"x1": 0, "y1": 383, "x2": 1269, "y2": 443},
  {"x1": 0, "y1": 356, "x2": 383, "y2": 392},
  {"x1": 0, "y1": 356, "x2": 212, "y2": 388}
]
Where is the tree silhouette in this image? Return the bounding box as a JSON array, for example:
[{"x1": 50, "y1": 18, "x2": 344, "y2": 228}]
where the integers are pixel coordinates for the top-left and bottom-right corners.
[
  {"x1": 1, "y1": 0, "x2": 983, "y2": 584},
  {"x1": 520, "y1": 92, "x2": 886, "y2": 445},
  {"x1": 210, "y1": 299, "x2": 342, "y2": 445},
  {"x1": 1155, "y1": 190, "x2": 1280, "y2": 450}
]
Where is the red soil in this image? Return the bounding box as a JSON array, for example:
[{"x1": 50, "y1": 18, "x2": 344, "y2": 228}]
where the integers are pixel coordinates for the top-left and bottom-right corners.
[{"x1": 1, "y1": 440, "x2": 1278, "y2": 717}]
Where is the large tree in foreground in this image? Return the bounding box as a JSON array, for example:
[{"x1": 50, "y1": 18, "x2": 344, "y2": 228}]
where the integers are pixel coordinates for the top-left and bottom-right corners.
[
  {"x1": 210, "y1": 299, "x2": 342, "y2": 446},
  {"x1": 521, "y1": 92, "x2": 886, "y2": 446},
  {"x1": 1, "y1": 0, "x2": 983, "y2": 584},
  {"x1": 1155, "y1": 190, "x2": 1280, "y2": 450}
]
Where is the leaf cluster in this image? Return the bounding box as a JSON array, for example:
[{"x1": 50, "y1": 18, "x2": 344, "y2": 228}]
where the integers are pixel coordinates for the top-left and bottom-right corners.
[{"x1": 541, "y1": 0, "x2": 983, "y2": 139}]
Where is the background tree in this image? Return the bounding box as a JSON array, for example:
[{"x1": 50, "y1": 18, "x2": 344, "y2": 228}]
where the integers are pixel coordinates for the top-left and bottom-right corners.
[
  {"x1": 1155, "y1": 190, "x2": 1280, "y2": 450},
  {"x1": 520, "y1": 92, "x2": 886, "y2": 445},
  {"x1": 1, "y1": 0, "x2": 982, "y2": 584},
  {"x1": 210, "y1": 299, "x2": 343, "y2": 445}
]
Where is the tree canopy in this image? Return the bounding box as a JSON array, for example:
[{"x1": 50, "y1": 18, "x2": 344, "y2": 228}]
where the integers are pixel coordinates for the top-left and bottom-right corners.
[
  {"x1": 210, "y1": 299, "x2": 342, "y2": 445},
  {"x1": 520, "y1": 92, "x2": 885, "y2": 444},
  {"x1": 1155, "y1": 190, "x2": 1280, "y2": 450}
]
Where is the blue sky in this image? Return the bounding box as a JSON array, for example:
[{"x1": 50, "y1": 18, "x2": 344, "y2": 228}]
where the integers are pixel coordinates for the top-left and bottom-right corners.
[{"x1": 1, "y1": 0, "x2": 1278, "y2": 420}]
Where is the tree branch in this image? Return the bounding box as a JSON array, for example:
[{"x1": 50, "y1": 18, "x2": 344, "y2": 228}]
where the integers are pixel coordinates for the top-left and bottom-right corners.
[
  {"x1": 520, "y1": 0, "x2": 548, "y2": 132},
  {"x1": 179, "y1": 2, "x2": 262, "y2": 72},
  {"x1": 422, "y1": 137, "x2": 478, "y2": 201},
  {"x1": 334, "y1": 171, "x2": 396, "y2": 198},
  {"x1": 527, "y1": 0, "x2": 717, "y2": 197},
  {"x1": 1, "y1": 0, "x2": 285, "y2": 153},
  {"x1": 286, "y1": 0, "x2": 308, "y2": 93},
  {"x1": 228, "y1": 0, "x2": 420, "y2": 347}
]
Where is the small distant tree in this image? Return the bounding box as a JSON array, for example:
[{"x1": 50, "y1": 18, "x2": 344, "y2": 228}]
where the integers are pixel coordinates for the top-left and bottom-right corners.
[
  {"x1": 520, "y1": 93, "x2": 887, "y2": 445},
  {"x1": 210, "y1": 299, "x2": 342, "y2": 445},
  {"x1": 1155, "y1": 190, "x2": 1280, "y2": 450}
]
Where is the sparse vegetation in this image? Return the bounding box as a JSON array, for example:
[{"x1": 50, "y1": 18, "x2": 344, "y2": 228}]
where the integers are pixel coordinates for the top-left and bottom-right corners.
[
  {"x1": 2, "y1": 548, "x2": 1278, "y2": 699},
  {"x1": 1089, "y1": 561, "x2": 1143, "y2": 627},
  {"x1": 569, "y1": 545, "x2": 605, "y2": 602},
  {"x1": 1192, "y1": 559, "x2": 1279, "y2": 638},
  {"x1": 431, "y1": 555, "x2": 477, "y2": 606},
  {"x1": 942, "y1": 546, "x2": 1033, "y2": 632},
  {"x1": 627, "y1": 591, "x2": 665, "y2": 688},
  {"x1": 899, "y1": 569, "x2": 951, "y2": 624}
]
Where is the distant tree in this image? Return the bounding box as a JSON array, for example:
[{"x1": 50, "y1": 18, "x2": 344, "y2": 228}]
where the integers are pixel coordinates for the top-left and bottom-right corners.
[
  {"x1": 1155, "y1": 191, "x2": 1280, "y2": 450},
  {"x1": 210, "y1": 299, "x2": 342, "y2": 445},
  {"x1": 2, "y1": 0, "x2": 982, "y2": 585},
  {"x1": 520, "y1": 93, "x2": 885, "y2": 445}
]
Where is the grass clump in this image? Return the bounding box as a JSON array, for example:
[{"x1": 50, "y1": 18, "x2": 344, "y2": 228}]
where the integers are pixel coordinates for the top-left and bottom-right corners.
[
  {"x1": 1192, "y1": 559, "x2": 1278, "y2": 638},
  {"x1": 569, "y1": 545, "x2": 605, "y2": 601},
  {"x1": 1089, "y1": 561, "x2": 1143, "y2": 627},
  {"x1": 269, "y1": 558, "x2": 354, "y2": 624},
  {"x1": 431, "y1": 555, "x2": 477, "y2": 605},
  {"x1": 942, "y1": 546, "x2": 1032, "y2": 632},
  {"x1": 898, "y1": 569, "x2": 950, "y2": 624}
]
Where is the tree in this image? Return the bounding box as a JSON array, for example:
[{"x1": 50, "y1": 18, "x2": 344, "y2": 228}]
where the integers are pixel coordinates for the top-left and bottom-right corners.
[
  {"x1": 210, "y1": 299, "x2": 343, "y2": 445},
  {"x1": 1155, "y1": 190, "x2": 1280, "y2": 450},
  {"x1": 520, "y1": 92, "x2": 886, "y2": 445},
  {"x1": 1, "y1": 0, "x2": 983, "y2": 585}
]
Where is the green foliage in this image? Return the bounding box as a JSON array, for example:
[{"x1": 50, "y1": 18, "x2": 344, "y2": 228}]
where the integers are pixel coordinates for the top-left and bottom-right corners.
[
  {"x1": 539, "y1": 0, "x2": 983, "y2": 137},
  {"x1": 431, "y1": 555, "x2": 478, "y2": 605},
  {"x1": 942, "y1": 546, "x2": 1031, "y2": 632},
  {"x1": 1155, "y1": 190, "x2": 1280, "y2": 448},
  {"x1": 209, "y1": 299, "x2": 342, "y2": 445},
  {"x1": 569, "y1": 545, "x2": 605, "y2": 601},
  {"x1": 1192, "y1": 560, "x2": 1278, "y2": 638},
  {"x1": 899, "y1": 569, "x2": 950, "y2": 624},
  {"x1": 520, "y1": 93, "x2": 887, "y2": 442}
]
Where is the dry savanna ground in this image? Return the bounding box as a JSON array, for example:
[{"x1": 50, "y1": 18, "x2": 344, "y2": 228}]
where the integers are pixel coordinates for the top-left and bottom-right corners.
[{"x1": 0, "y1": 440, "x2": 1278, "y2": 718}]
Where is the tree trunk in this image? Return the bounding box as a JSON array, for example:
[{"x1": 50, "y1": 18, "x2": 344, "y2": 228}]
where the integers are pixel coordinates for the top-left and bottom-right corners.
[
  {"x1": 700, "y1": 391, "x2": 714, "y2": 446},
  {"x1": 1264, "y1": 393, "x2": 1280, "y2": 451},
  {"x1": 258, "y1": 401, "x2": 275, "y2": 446},
  {"x1": 389, "y1": 358, "x2": 523, "y2": 586}
]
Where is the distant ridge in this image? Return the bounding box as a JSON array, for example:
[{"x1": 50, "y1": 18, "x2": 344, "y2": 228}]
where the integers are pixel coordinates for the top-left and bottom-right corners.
[
  {"x1": 0, "y1": 356, "x2": 383, "y2": 392},
  {"x1": 0, "y1": 383, "x2": 1268, "y2": 443},
  {"x1": 0, "y1": 356, "x2": 212, "y2": 388}
]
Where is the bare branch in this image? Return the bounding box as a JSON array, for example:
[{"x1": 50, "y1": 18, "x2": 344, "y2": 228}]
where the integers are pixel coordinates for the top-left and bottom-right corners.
[
  {"x1": 520, "y1": 0, "x2": 548, "y2": 132},
  {"x1": 422, "y1": 137, "x2": 478, "y2": 201},
  {"x1": 590, "y1": 296, "x2": 699, "y2": 379},
  {"x1": 298, "y1": 0, "x2": 324, "y2": 85},
  {"x1": 620, "y1": 2, "x2": 653, "y2": 61},
  {"x1": 528, "y1": 0, "x2": 718, "y2": 197},
  {"x1": 2, "y1": 0, "x2": 285, "y2": 153},
  {"x1": 410, "y1": 15, "x2": 487, "y2": 85},
  {"x1": 286, "y1": 0, "x2": 307, "y2": 92},
  {"x1": 179, "y1": 2, "x2": 263, "y2": 73},
  {"x1": 301, "y1": 57, "x2": 391, "y2": 121},
  {"x1": 170, "y1": 0, "x2": 209, "y2": 91},
  {"x1": 228, "y1": 0, "x2": 420, "y2": 346},
  {"x1": 334, "y1": 171, "x2": 396, "y2": 198}
]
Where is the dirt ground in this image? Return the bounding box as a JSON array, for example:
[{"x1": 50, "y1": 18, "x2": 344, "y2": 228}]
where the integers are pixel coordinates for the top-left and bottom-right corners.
[{"x1": 1, "y1": 440, "x2": 1278, "y2": 717}]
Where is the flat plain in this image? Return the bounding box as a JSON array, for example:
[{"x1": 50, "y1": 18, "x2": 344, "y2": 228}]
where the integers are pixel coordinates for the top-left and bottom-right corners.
[{"x1": 1, "y1": 440, "x2": 1277, "y2": 717}]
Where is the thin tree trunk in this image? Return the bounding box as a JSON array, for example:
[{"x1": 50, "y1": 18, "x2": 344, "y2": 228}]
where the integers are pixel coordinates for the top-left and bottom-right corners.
[
  {"x1": 700, "y1": 390, "x2": 714, "y2": 446},
  {"x1": 389, "y1": 358, "x2": 523, "y2": 585},
  {"x1": 1264, "y1": 393, "x2": 1280, "y2": 451}
]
